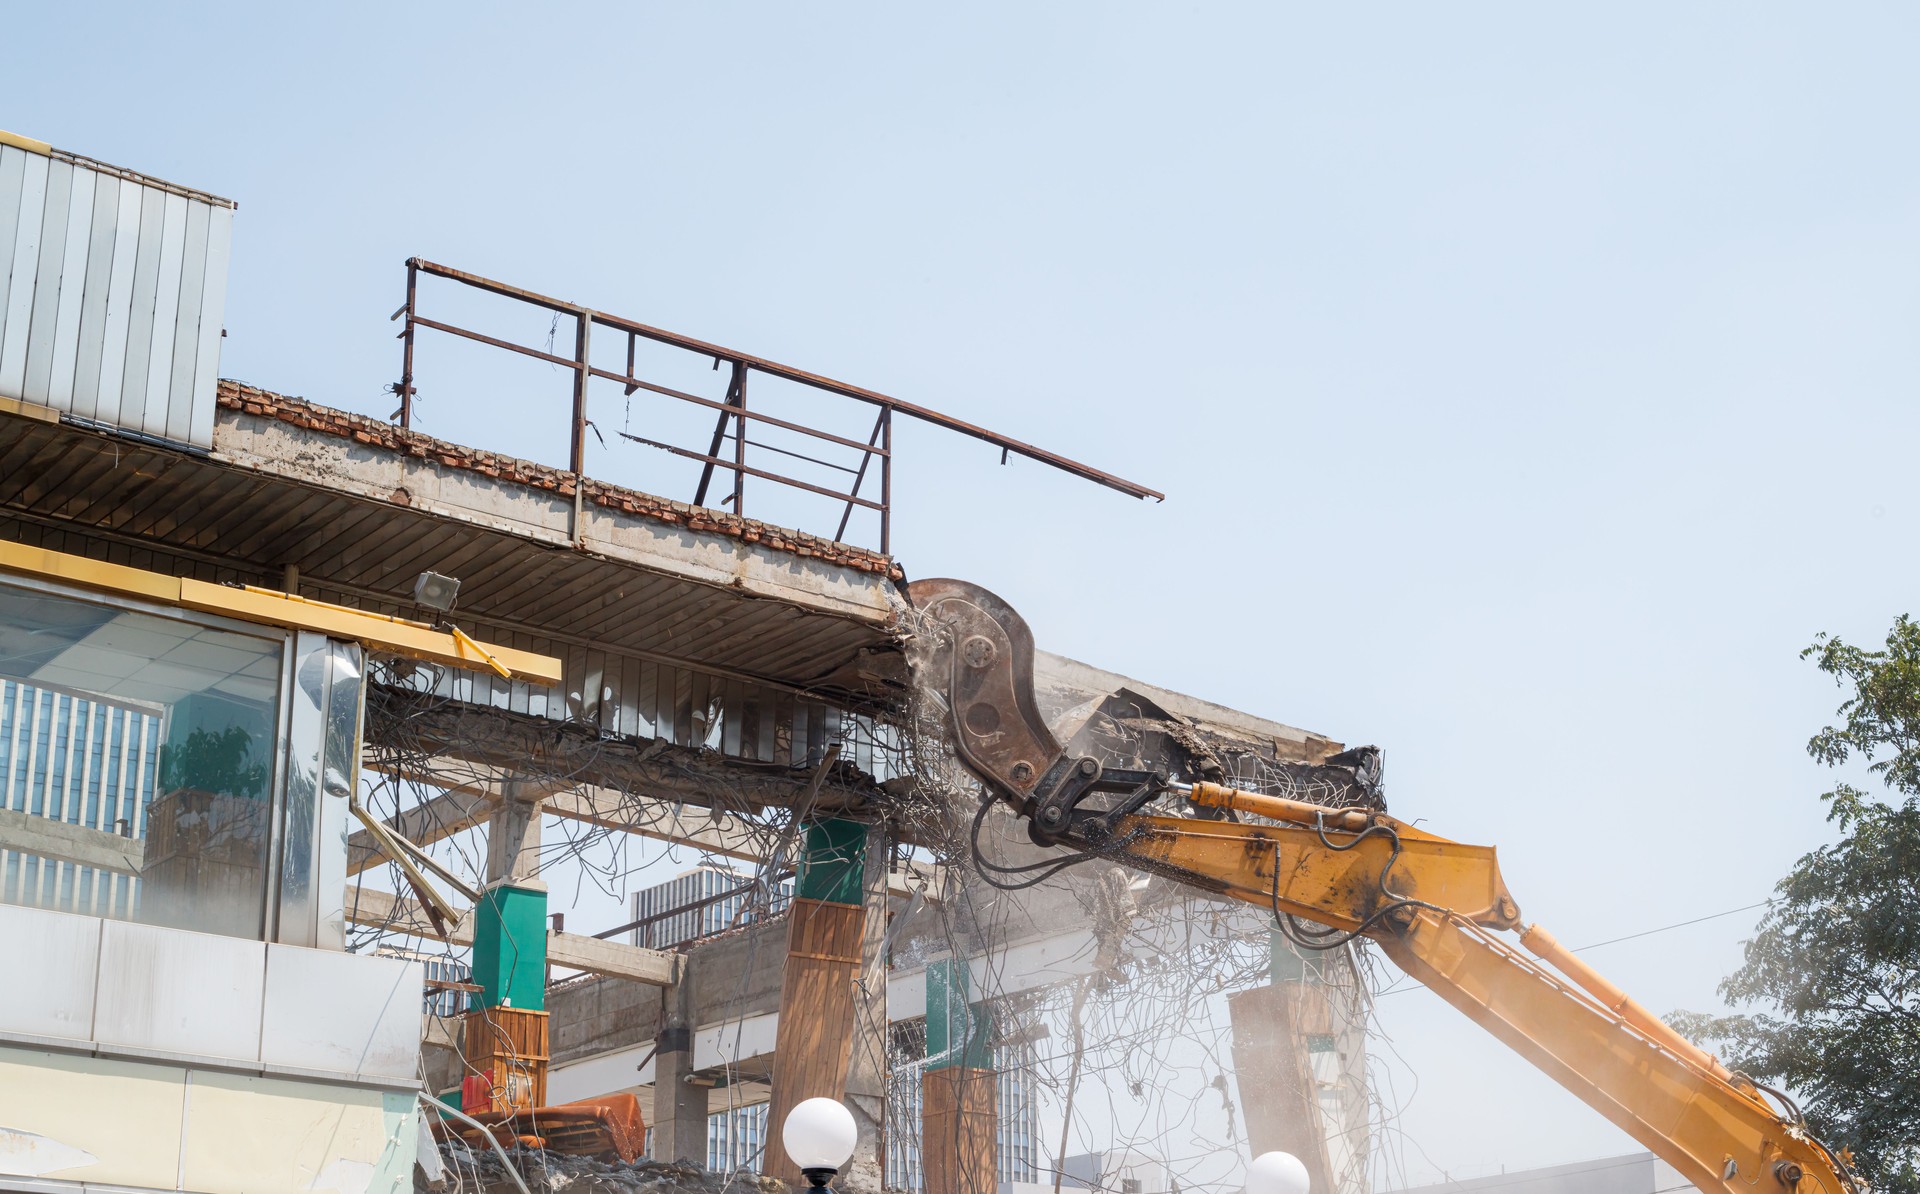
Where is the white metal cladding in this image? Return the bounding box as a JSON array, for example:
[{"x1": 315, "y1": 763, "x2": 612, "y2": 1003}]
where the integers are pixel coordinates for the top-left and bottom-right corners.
[
  {"x1": 322, "y1": 588, "x2": 906, "y2": 780},
  {"x1": 0, "y1": 142, "x2": 233, "y2": 448},
  {"x1": 414, "y1": 639, "x2": 903, "y2": 781}
]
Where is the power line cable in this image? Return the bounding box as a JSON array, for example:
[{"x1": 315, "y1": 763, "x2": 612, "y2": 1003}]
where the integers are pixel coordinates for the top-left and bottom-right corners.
[
  {"x1": 1373, "y1": 900, "x2": 1771, "y2": 998},
  {"x1": 1573, "y1": 901, "x2": 1768, "y2": 952}
]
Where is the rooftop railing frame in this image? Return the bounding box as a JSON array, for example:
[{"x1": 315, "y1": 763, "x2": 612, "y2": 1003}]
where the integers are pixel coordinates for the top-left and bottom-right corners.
[{"x1": 392, "y1": 259, "x2": 1162, "y2": 554}]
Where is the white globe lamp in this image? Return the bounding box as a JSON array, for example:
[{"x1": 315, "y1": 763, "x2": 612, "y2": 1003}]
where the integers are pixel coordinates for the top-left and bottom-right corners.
[
  {"x1": 1247, "y1": 1151, "x2": 1311, "y2": 1194},
  {"x1": 782, "y1": 1097, "x2": 859, "y2": 1189}
]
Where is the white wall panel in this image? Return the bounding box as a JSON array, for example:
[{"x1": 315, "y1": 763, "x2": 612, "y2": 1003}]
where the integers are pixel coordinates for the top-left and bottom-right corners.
[
  {"x1": 0, "y1": 140, "x2": 233, "y2": 447},
  {"x1": 95, "y1": 918, "x2": 266, "y2": 1065},
  {"x1": 0, "y1": 903, "x2": 100, "y2": 1044},
  {"x1": 261, "y1": 945, "x2": 423, "y2": 1083},
  {"x1": 0, "y1": 907, "x2": 423, "y2": 1088}
]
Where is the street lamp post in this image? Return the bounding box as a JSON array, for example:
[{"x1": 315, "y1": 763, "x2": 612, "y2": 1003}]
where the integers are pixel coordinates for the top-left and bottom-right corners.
[
  {"x1": 781, "y1": 1097, "x2": 859, "y2": 1190},
  {"x1": 1247, "y1": 1151, "x2": 1312, "y2": 1194}
]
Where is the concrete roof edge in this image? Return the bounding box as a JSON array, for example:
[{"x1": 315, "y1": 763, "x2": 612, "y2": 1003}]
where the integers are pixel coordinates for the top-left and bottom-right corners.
[
  {"x1": 214, "y1": 379, "x2": 905, "y2": 582},
  {"x1": 1032, "y1": 648, "x2": 1340, "y2": 753}
]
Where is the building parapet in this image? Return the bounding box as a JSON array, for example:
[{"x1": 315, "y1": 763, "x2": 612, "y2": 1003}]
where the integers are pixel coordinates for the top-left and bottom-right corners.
[{"x1": 217, "y1": 380, "x2": 906, "y2": 580}]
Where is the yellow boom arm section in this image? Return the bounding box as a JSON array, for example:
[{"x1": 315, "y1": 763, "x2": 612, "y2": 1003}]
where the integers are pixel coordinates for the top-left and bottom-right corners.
[{"x1": 1116, "y1": 782, "x2": 1849, "y2": 1194}]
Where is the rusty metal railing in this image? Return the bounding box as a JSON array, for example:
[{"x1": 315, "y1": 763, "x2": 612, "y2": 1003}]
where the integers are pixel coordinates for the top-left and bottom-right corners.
[{"x1": 392, "y1": 259, "x2": 1161, "y2": 554}]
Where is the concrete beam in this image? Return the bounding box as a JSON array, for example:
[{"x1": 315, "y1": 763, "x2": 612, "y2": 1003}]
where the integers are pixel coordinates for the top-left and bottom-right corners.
[
  {"x1": 346, "y1": 885, "x2": 476, "y2": 943},
  {"x1": 0, "y1": 810, "x2": 143, "y2": 875},
  {"x1": 362, "y1": 753, "x2": 941, "y2": 900},
  {"x1": 348, "y1": 786, "x2": 497, "y2": 875},
  {"x1": 545, "y1": 786, "x2": 941, "y2": 901},
  {"x1": 541, "y1": 785, "x2": 765, "y2": 862},
  {"x1": 547, "y1": 930, "x2": 680, "y2": 987},
  {"x1": 213, "y1": 392, "x2": 898, "y2": 627},
  {"x1": 1033, "y1": 649, "x2": 1342, "y2": 762},
  {"x1": 345, "y1": 884, "x2": 679, "y2": 987},
  {"x1": 362, "y1": 692, "x2": 882, "y2": 817}
]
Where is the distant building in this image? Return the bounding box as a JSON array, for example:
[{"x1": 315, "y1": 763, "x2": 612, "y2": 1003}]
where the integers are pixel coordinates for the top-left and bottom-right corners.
[
  {"x1": 0, "y1": 679, "x2": 161, "y2": 917},
  {"x1": 707, "y1": 1101, "x2": 770, "y2": 1174},
  {"x1": 630, "y1": 863, "x2": 791, "y2": 950},
  {"x1": 1058, "y1": 1149, "x2": 1178, "y2": 1193},
  {"x1": 1379, "y1": 1153, "x2": 1685, "y2": 1194}
]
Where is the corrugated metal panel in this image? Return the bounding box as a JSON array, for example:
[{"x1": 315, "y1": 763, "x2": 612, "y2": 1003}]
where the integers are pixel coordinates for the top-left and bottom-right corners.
[
  {"x1": 0, "y1": 147, "x2": 49, "y2": 391},
  {"x1": 44, "y1": 163, "x2": 95, "y2": 410},
  {"x1": 95, "y1": 178, "x2": 143, "y2": 425},
  {"x1": 0, "y1": 141, "x2": 233, "y2": 448}
]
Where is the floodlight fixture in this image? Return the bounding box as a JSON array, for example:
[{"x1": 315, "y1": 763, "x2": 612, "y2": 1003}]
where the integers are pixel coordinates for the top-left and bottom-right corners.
[{"x1": 412, "y1": 571, "x2": 460, "y2": 616}]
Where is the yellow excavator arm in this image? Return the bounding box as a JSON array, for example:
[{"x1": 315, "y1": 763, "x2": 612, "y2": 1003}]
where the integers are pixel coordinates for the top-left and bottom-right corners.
[{"x1": 907, "y1": 578, "x2": 1856, "y2": 1194}]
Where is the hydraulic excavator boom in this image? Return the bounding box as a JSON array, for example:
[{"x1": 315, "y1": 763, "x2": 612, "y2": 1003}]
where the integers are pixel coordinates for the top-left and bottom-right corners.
[{"x1": 906, "y1": 577, "x2": 1857, "y2": 1194}]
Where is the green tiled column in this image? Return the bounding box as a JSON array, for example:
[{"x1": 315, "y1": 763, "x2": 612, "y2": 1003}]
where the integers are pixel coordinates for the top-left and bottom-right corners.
[
  {"x1": 926, "y1": 957, "x2": 993, "y2": 1070},
  {"x1": 472, "y1": 883, "x2": 547, "y2": 1011},
  {"x1": 794, "y1": 817, "x2": 867, "y2": 905}
]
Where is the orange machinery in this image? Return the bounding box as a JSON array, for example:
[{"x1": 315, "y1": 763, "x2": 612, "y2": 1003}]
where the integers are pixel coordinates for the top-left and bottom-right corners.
[{"x1": 909, "y1": 577, "x2": 1858, "y2": 1194}]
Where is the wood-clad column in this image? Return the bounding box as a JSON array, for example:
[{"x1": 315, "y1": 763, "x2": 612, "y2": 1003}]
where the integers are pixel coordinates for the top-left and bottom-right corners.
[
  {"x1": 765, "y1": 818, "x2": 869, "y2": 1185},
  {"x1": 1228, "y1": 934, "x2": 1338, "y2": 1194},
  {"x1": 921, "y1": 957, "x2": 997, "y2": 1194}
]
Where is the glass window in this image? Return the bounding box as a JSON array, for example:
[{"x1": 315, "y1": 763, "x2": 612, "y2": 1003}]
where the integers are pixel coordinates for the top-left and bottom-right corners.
[{"x1": 0, "y1": 579, "x2": 285, "y2": 939}]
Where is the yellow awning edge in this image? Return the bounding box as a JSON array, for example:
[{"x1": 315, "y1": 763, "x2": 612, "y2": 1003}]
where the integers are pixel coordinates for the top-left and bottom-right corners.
[{"x1": 0, "y1": 540, "x2": 563, "y2": 685}]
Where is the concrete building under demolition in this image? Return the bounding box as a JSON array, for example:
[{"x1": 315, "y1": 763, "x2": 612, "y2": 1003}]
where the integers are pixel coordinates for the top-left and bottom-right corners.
[{"x1": 0, "y1": 131, "x2": 1377, "y2": 1194}]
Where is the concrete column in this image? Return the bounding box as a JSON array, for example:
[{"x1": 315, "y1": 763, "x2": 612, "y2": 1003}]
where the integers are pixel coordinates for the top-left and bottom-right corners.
[
  {"x1": 472, "y1": 787, "x2": 547, "y2": 1011},
  {"x1": 921, "y1": 956, "x2": 997, "y2": 1194},
  {"x1": 765, "y1": 818, "x2": 869, "y2": 1185},
  {"x1": 1228, "y1": 933, "x2": 1337, "y2": 1194},
  {"x1": 484, "y1": 785, "x2": 542, "y2": 887},
  {"x1": 651, "y1": 964, "x2": 708, "y2": 1164}
]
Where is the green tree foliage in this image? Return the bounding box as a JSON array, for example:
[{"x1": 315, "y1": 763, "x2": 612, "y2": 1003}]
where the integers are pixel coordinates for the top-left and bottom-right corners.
[
  {"x1": 1673, "y1": 616, "x2": 1920, "y2": 1192},
  {"x1": 159, "y1": 724, "x2": 268, "y2": 799}
]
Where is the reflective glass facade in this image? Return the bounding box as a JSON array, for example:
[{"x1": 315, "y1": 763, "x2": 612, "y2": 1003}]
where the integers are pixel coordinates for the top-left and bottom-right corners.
[
  {"x1": 706, "y1": 1101, "x2": 769, "y2": 1175},
  {"x1": 0, "y1": 577, "x2": 363, "y2": 946},
  {"x1": 0, "y1": 678, "x2": 160, "y2": 917}
]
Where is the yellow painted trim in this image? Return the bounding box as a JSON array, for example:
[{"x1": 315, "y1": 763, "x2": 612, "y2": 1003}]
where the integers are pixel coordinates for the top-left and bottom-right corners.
[
  {"x1": 0, "y1": 541, "x2": 563, "y2": 684},
  {"x1": 0, "y1": 542, "x2": 183, "y2": 604},
  {"x1": 0, "y1": 129, "x2": 53, "y2": 156},
  {"x1": 0, "y1": 395, "x2": 59, "y2": 424}
]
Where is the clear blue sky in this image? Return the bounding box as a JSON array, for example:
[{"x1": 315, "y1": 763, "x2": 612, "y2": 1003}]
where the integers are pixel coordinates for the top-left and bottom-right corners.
[{"x1": 9, "y1": 3, "x2": 1919, "y2": 1181}]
